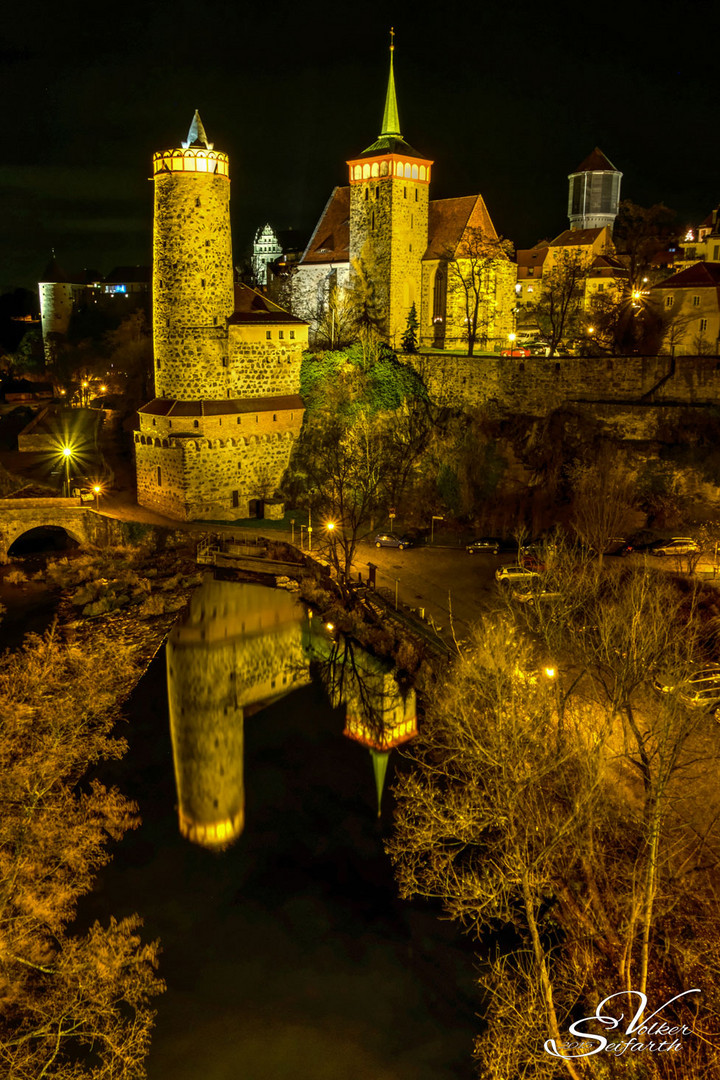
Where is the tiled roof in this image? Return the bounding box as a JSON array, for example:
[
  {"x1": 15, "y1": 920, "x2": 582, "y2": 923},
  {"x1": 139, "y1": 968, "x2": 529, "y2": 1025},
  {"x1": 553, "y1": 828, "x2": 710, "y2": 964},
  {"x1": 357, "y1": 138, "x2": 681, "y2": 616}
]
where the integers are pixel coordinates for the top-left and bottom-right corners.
[
  {"x1": 139, "y1": 394, "x2": 304, "y2": 418},
  {"x1": 423, "y1": 195, "x2": 498, "y2": 260},
  {"x1": 551, "y1": 227, "x2": 606, "y2": 247},
  {"x1": 298, "y1": 187, "x2": 350, "y2": 266},
  {"x1": 517, "y1": 245, "x2": 550, "y2": 269},
  {"x1": 650, "y1": 262, "x2": 720, "y2": 290},
  {"x1": 356, "y1": 134, "x2": 426, "y2": 159},
  {"x1": 228, "y1": 282, "x2": 306, "y2": 325},
  {"x1": 571, "y1": 147, "x2": 619, "y2": 174}
]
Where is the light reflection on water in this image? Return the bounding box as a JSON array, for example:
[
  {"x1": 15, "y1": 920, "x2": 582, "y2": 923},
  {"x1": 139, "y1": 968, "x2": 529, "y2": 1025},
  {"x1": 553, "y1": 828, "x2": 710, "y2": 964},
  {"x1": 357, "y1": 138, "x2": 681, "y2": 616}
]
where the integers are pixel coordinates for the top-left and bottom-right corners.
[{"x1": 167, "y1": 575, "x2": 417, "y2": 850}]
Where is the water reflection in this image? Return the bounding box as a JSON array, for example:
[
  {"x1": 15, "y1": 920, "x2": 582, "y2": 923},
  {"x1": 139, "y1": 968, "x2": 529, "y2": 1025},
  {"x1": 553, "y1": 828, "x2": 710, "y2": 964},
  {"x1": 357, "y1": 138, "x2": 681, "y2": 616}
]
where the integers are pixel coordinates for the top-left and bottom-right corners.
[{"x1": 167, "y1": 576, "x2": 416, "y2": 848}]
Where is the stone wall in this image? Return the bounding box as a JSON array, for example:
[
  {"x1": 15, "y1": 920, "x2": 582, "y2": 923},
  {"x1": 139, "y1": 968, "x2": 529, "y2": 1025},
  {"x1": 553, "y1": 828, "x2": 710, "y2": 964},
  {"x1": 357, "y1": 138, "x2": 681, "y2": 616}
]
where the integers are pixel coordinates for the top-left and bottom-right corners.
[
  {"x1": 134, "y1": 428, "x2": 300, "y2": 521},
  {"x1": 228, "y1": 326, "x2": 305, "y2": 398},
  {"x1": 407, "y1": 353, "x2": 720, "y2": 414},
  {"x1": 153, "y1": 169, "x2": 234, "y2": 400},
  {"x1": 291, "y1": 263, "x2": 351, "y2": 337}
]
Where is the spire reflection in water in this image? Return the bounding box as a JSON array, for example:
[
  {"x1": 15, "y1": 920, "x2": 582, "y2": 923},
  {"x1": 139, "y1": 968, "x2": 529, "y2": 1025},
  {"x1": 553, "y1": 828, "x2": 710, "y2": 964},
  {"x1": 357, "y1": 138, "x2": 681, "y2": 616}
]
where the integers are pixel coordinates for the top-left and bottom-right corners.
[{"x1": 168, "y1": 576, "x2": 418, "y2": 848}]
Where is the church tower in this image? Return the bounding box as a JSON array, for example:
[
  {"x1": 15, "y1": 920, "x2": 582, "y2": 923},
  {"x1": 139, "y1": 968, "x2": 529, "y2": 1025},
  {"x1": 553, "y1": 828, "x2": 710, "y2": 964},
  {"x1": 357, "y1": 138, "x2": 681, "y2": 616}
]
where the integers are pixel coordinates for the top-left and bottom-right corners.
[
  {"x1": 347, "y1": 32, "x2": 432, "y2": 345},
  {"x1": 153, "y1": 112, "x2": 233, "y2": 399}
]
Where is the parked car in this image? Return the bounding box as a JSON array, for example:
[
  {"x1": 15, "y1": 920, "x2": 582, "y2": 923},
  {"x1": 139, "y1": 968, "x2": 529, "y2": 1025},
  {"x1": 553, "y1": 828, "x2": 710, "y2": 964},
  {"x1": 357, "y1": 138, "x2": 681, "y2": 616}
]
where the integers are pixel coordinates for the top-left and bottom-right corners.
[
  {"x1": 603, "y1": 537, "x2": 633, "y2": 556},
  {"x1": 650, "y1": 537, "x2": 699, "y2": 557},
  {"x1": 467, "y1": 537, "x2": 502, "y2": 554},
  {"x1": 512, "y1": 588, "x2": 562, "y2": 603},
  {"x1": 501, "y1": 346, "x2": 531, "y2": 357},
  {"x1": 495, "y1": 565, "x2": 541, "y2": 584},
  {"x1": 373, "y1": 533, "x2": 414, "y2": 550},
  {"x1": 654, "y1": 665, "x2": 720, "y2": 712}
]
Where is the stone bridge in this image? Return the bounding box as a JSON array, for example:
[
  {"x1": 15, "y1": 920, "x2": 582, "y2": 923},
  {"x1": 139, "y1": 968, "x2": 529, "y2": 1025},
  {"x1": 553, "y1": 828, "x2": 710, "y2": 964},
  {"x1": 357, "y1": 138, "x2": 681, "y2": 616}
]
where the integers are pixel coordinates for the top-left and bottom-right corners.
[{"x1": 0, "y1": 498, "x2": 126, "y2": 561}]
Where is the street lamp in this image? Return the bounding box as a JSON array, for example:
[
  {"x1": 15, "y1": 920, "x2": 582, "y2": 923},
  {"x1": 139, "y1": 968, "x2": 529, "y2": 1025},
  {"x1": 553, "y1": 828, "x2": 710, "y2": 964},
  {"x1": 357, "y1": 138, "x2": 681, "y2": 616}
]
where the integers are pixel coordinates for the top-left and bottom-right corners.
[
  {"x1": 62, "y1": 446, "x2": 73, "y2": 497},
  {"x1": 93, "y1": 484, "x2": 102, "y2": 511},
  {"x1": 431, "y1": 514, "x2": 444, "y2": 544},
  {"x1": 507, "y1": 332, "x2": 516, "y2": 355}
]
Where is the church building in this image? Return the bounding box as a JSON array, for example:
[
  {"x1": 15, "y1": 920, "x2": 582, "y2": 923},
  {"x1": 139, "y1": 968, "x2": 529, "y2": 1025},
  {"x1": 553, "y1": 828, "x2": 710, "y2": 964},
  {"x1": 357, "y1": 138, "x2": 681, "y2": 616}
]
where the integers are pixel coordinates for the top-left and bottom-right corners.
[
  {"x1": 293, "y1": 37, "x2": 516, "y2": 353},
  {"x1": 134, "y1": 113, "x2": 306, "y2": 522}
]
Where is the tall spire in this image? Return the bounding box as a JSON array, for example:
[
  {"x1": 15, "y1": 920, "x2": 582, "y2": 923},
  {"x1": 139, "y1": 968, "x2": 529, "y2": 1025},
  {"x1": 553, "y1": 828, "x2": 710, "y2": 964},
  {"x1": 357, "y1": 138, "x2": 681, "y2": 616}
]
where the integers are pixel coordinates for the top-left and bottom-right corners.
[
  {"x1": 182, "y1": 110, "x2": 214, "y2": 150},
  {"x1": 380, "y1": 28, "x2": 401, "y2": 138}
]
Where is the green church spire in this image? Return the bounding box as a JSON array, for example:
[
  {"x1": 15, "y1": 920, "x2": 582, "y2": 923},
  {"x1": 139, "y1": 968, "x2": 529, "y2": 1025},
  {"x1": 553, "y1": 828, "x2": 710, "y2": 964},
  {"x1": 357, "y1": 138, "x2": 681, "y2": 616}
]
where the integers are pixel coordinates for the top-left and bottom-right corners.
[{"x1": 380, "y1": 28, "x2": 401, "y2": 138}]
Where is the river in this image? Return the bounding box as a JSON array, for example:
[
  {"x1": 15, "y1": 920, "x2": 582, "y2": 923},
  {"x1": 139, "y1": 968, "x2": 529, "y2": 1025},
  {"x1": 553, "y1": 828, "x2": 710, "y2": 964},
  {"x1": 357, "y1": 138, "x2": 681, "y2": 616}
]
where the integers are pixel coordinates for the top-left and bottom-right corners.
[{"x1": 81, "y1": 575, "x2": 480, "y2": 1080}]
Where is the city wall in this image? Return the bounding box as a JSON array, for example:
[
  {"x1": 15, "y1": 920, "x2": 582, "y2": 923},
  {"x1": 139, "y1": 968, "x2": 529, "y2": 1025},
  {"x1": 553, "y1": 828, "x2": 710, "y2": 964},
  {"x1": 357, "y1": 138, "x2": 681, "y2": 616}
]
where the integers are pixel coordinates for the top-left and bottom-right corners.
[{"x1": 408, "y1": 353, "x2": 720, "y2": 415}]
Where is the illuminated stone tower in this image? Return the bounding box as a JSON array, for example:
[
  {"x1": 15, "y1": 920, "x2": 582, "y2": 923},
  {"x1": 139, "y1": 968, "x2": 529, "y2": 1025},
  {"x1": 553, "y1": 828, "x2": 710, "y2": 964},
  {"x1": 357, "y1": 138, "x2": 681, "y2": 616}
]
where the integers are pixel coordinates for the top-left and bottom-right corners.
[
  {"x1": 134, "y1": 113, "x2": 306, "y2": 521},
  {"x1": 347, "y1": 31, "x2": 433, "y2": 346},
  {"x1": 152, "y1": 112, "x2": 234, "y2": 398}
]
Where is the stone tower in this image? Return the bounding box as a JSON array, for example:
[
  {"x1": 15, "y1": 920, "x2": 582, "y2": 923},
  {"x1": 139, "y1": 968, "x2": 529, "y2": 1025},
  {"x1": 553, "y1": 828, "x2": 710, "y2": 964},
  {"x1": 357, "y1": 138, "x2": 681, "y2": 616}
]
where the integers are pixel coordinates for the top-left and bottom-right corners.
[
  {"x1": 567, "y1": 148, "x2": 622, "y2": 231},
  {"x1": 152, "y1": 111, "x2": 233, "y2": 399},
  {"x1": 134, "y1": 113, "x2": 306, "y2": 522},
  {"x1": 347, "y1": 32, "x2": 433, "y2": 346}
]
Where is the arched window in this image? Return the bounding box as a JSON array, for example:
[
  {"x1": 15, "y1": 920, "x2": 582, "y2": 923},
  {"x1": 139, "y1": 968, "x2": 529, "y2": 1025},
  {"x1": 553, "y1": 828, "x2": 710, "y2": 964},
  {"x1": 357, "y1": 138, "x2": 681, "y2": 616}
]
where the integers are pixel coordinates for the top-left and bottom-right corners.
[
  {"x1": 412, "y1": 165, "x2": 418, "y2": 179},
  {"x1": 354, "y1": 165, "x2": 361, "y2": 180},
  {"x1": 380, "y1": 161, "x2": 388, "y2": 177},
  {"x1": 371, "y1": 162, "x2": 379, "y2": 177},
  {"x1": 363, "y1": 164, "x2": 370, "y2": 179},
  {"x1": 433, "y1": 264, "x2": 447, "y2": 322},
  {"x1": 404, "y1": 163, "x2": 412, "y2": 178},
  {"x1": 420, "y1": 166, "x2": 426, "y2": 180},
  {"x1": 194, "y1": 419, "x2": 199, "y2": 428}
]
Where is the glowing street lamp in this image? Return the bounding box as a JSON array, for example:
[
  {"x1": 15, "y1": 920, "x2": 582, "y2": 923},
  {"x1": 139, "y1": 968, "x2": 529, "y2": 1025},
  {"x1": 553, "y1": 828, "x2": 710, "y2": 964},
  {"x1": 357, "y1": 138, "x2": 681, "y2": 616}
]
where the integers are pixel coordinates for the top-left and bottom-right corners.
[
  {"x1": 92, "y1": 483, "x2": 102, "y2": 511},
  {"x1": 62, "y1": 446, "x2": 73, "y2": 497},
  {"x1": 508, "y1": 332, "x2": 517, "y2": 354}
]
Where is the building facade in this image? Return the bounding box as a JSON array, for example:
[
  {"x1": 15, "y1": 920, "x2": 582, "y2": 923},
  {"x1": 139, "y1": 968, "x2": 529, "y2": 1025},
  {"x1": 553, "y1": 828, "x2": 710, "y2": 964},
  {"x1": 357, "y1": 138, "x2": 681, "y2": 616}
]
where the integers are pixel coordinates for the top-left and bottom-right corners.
[
  {"x1": 567, "y1": 148, "x2": 622, "y2": 231},
  {"x1": 134, "y1": 112, "x2": 306, "y2": 522}
]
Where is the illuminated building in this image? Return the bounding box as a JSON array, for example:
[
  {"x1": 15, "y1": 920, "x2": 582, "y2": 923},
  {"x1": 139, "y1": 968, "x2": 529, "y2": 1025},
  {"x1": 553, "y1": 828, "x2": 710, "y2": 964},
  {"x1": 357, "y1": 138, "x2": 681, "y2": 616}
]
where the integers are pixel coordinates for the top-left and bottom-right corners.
[
  {"x1": 252, "y1": 224, "x2": 283, "y2": 287},
  {"x1": 134, "y1": 112, "x2": 307, "y2": 521},
  {"x1": 567, "y1": 147, "x2": 622, "y2": 231},
  {"x1": 293, "y1": 36, "x2": 515, "y2": 352}
]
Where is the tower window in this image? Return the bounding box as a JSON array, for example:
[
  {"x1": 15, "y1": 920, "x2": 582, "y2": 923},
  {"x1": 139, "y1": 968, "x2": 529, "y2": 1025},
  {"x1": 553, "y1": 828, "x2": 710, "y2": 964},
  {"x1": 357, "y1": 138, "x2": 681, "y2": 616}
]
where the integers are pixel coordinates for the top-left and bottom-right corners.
[
  {"x1": 222, "y1": 356, "x2": 227, "y2": 366},
  {"x1": 194, "y1": 420, "x2": 199, "y2": 428},
  {"x1": 409, "y1": 244, "x2": 412, "y2": 252},
  {"x1": 166, "y1": 319, "x2": 170, "y2": 327},
  {"x1": 237, "y1": 416, "x2": 241, "y2": 423},
  {"x1": 404, "y1": 187, "x2": 407, "y2": 199},
  {"x1": 169, "y1": 420, "x2": 172, "y2": 428},
  {"x1": 214, "y1": 316, "x2": 218, "y2": 325},
  {"x1": 411, "y1": 215, "x2": 413, "y2": 229},
  {"x1": 196, "y1": 197, "x2": 201, "y2": 207},
  {"x1": 279, "y1": 330, "x2": 284, "y2": 339},
  {"x1": 266, "y1": 330, "x2": 271, "y2": 339},
  {"x1": 415, "y1": 189, "x2": 418, "y2": 202},
  {"x1": 206, "y1": 240, "x2": 210, "y2": 247},
  {"x1": 365, "y1": 187, "x2": 369, "y2": 202},
  {"x1": 152, "y1": 418, "x2": 156, "y2": 426},
  {"x1": 157, "y1": 466, "x2": 162, "y2": 486},
  {"x1": 201, "y1": 278, "x2": 205, "y2": 288},
  {"x1": 273, "y1": 414, "x2": 277, "y2": 421},
  {"x1": 375, "y1": 186, "x2": 379, "y2": 199}
]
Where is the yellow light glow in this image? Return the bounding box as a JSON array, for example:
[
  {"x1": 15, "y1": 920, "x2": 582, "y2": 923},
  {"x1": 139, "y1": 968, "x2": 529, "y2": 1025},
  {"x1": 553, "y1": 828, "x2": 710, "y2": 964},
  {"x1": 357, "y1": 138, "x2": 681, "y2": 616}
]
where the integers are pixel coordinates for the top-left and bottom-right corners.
[
  {"x1": 632, "y1": 291, "x2": 641, "y2": 300},
  {"x1": 326, "y1": 522, "x2": 336, "y2": 531},
  {"x1": 93, "y1": 485, "x2": 101, "y2": 494},
  {"x1": 325, "y1": 622, "x2": 334, "y2": 631},
  {"x1": 588, "y1": 326, "x2": 595, "y2": 334},
  {"x1": 100, "y1": 385, "x2": 107, "y2": 392},
  {"x1": 508, "y1": 333, "x2": 516, "y2": 343},
  {"x1": 544, "y1": 666, "x2": 556, "y2": 679},
  {"x1": 62, "y1": 446, "x2": 72, "y2": 458}
]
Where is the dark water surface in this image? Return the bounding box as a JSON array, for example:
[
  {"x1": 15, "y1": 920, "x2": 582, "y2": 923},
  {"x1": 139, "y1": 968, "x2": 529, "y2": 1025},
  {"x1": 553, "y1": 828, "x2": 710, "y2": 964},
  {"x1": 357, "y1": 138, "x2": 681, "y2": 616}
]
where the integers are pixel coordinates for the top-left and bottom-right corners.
[{"x1": 84, "y1": 578, "x2": 479, "y2": 1080}]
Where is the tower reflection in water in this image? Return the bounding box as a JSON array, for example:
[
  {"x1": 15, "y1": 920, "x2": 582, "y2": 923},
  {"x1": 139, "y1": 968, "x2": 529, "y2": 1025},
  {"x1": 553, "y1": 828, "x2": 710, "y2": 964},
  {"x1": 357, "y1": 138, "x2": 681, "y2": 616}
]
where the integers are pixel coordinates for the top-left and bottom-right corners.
[{"x1": 167, "y1": 576, "x2": 417, "y2": 848}]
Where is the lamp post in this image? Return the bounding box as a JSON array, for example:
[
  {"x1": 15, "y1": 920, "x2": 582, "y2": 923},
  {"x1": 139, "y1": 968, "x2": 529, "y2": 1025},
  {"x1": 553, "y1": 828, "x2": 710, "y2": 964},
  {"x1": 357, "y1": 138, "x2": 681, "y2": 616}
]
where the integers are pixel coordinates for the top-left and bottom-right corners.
[
  {"x1": 431, "y1": 515, "x2": 444, "y2": 544},
  {"x1": 93, "y1": 484, "x2": 102, "y2": 511},
  {"x1": 307, "y1": 507, "x2": 312, "y2": 553},
  {"x1": 62, "y1": 446, "x2": 73, "y2": 497},
  {"x1": 290, "y1": 519, "x2": 295, "y2": 545},
  {"x1": 507, "y1": 332, "x2": 516, "y2": 355}
]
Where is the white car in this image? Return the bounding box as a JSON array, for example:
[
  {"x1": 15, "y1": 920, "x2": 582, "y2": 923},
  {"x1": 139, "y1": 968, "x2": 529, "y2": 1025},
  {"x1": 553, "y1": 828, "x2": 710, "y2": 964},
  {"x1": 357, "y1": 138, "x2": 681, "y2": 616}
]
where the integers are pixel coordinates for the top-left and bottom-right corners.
[
  {"x1": 654, "y1": 665, "x2": 720, "y2": 711},
  {"x1": 651, "y1": 537, "x2": 699, "y2": 557},
  {"x1": 495, "y1": 565, "x2": 540, "y2": 584}
]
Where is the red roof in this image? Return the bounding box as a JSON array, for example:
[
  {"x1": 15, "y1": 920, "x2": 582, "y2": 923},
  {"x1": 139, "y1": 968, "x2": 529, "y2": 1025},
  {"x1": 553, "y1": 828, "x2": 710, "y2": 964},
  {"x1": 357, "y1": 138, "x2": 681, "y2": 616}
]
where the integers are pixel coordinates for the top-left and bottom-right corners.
[
  {"x1": 650, "y1": 262, "x2": 720, "y2": 290},
  {"x1": 228, "y1": 282, "x2": 306, "y2": 325},
  {"x1": 551, "y1": 227, "x2": 607, "y2": 248},
  {"x1": 299, "y1": 187, "x2": 350, "y2": 265},
  {"x1": 139, "y1": 395, "x2": 304, "y2": 417},
  {"x1": 423, "y1": 195, "x2": 498, "y2": 260},
  {"x1": 571, "y1": 147, "x2": 619, "y2": 174}
]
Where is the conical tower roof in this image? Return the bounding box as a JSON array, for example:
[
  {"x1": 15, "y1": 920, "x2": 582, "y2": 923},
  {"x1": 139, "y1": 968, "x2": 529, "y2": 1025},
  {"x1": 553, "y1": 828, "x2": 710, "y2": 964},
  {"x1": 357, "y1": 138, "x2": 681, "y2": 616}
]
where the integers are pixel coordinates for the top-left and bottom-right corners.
[
  {"x1": 40, "y1": 251, "x2": 71, "y2": 283},
  {"x1": 182, "y1": 110, "x2": 214, "y2": 150},
  {"x1": 571, "y1": 147, "x2": 619, "y2": 174},
  {"x1": 358, "y1": 31, "x2": 425, "y2": 159}
]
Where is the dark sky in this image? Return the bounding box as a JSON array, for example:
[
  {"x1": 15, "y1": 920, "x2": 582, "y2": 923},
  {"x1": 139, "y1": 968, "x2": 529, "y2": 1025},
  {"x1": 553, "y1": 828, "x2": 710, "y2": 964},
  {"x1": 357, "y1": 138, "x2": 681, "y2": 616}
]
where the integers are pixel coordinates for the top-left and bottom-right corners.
[{"x1": 2, "y1": 0, "x2": 717, "y2": 291}]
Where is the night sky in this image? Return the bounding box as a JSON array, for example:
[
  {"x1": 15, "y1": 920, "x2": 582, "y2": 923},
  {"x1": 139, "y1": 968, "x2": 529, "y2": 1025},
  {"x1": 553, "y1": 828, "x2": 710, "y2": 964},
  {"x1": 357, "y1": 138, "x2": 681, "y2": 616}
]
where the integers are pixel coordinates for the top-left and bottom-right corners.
[{"x1": 2, "y1": 0, "x2": 717, "y2": 292}]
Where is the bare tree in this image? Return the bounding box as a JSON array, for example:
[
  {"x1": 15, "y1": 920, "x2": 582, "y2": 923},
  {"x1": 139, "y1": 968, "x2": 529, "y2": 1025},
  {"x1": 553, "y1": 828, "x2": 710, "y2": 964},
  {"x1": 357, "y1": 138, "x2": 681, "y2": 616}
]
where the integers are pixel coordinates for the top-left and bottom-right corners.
[
  {"x1": 570, "y1": 445, "x2": 637, "y2": 566},
  {"x1": 530, "y1": 249, "x2": 589, "y2": 356},
  {"x1": 445, "y1": 228, "x2": 514, "y2": 356}
]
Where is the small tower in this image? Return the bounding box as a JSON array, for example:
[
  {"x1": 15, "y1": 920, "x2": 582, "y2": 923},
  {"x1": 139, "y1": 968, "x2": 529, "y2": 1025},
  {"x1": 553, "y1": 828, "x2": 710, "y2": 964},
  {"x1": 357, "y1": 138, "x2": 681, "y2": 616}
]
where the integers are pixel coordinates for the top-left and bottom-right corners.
[
  {"x1": 38, "y1": 253, "x2": 77, "y2": 365},
  {"x1": 567, "y1": 148, "x2": 622, "y2": 231},
  {"x1": 347, "y1": 30, "x2": 433, "y2": 345},
  {"x1": 252, "y1": 224, "x2": 283, "y2": 287},
  {"x1": 152, "y1": 111, "x2": 234, "y2": 399}
]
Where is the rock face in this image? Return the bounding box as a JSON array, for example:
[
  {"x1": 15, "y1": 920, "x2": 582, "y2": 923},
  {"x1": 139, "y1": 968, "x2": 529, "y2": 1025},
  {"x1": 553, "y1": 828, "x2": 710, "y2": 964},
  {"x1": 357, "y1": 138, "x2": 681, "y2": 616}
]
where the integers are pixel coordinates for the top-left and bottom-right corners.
[{"x1": 134, "y1": 118, "x2": 307, "y2": 523}]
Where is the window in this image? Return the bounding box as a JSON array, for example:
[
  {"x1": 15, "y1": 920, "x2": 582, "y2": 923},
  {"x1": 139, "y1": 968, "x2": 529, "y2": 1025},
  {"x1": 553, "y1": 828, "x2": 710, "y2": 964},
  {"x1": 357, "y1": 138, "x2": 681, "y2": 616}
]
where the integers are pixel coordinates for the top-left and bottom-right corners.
[
  {"x1": 692, "y1": 295, "x2": 701, "y2": 306},
  {"x1": 364, "y1": 187, "x2": 369, "y2": 202},
  {"x1": 371, "y1": 211, "x2": 375, "y2": 230},
  {"x1": 290, "y1": 330, "x2": 295, "y2": 339},
  {"x1": 409, "y1": 243, "x2": 412, "y2": 252},
  {"x1": 196, "y1": 197, "x2": 201, "y2": 207},
  {"x1": 279, "y1": 330, "x2": 284, "y2": 340},
  {"x1": 157, "y1": 466, "x2": 162, "y2": 486},
  {"x1": 201, "y1": 278, "x2": 205, "y2": 288},
  {"x1": 152, "y1": 418, "x2": 156, "y2": 426},
  {"x1": 222, "y1": 356, "x2": 227, "y2": 366},
  {"x1": 597, "y1": 283, "x2": 605, "y2": 291},
  {"x1": 411, "y1": 214, "x2": 413, "y2": 229},
  {"x1": 266, "y1": 330, "x2": 271, "y2": 339},
  {"x1": 237, "y1": 416, "x2": 241, "y2": 424},
  {"x1": 375, "y1": 186, "x2": 379, "y2": 199},
  {"x1": 665, "y1": 295, "x2": 673, "y2": 308},
  {"x1": 205, "y1": 240, "x2": 210, "y2": 247},
  {"x1": 403, "y1": 186, "x2": 407, "y2": 199},
  {"x1": 415, "y1": 189, "x2": 418, "y2": 202},
  {"x1": 273, "y1": 413, "x2": 277, "y2": 421},
  {"x1": 433, "y1": 264, "x2": 447, "y2": 322},
  {"x1": 194, "y1": 420, "x2": 199, "y2": 428},
  {"x1": 700, "y1": 318, "x2": 708, "y2": 331}
]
